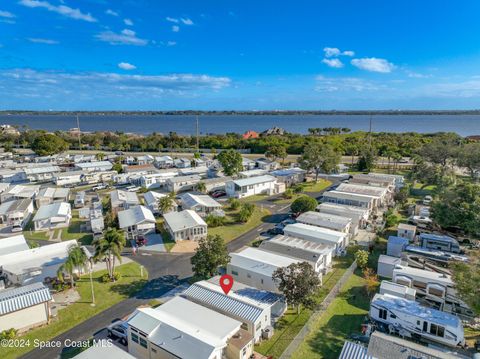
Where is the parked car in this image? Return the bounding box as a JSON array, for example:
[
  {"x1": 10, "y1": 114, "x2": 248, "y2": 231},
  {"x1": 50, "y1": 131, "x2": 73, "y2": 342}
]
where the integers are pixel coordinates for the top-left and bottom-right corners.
[
  {"x1": 107, "y1": 320, "x2": 128, "y2": 345},
  {"x1": 267, "y1": 227, "x2": 284, "y2": 236},
  {"x1": 92, "y1": 184, "x2": 108, "y2": 191},
  {"x1": 211, "y1": 190, "x2": 226, "y2": 198}
]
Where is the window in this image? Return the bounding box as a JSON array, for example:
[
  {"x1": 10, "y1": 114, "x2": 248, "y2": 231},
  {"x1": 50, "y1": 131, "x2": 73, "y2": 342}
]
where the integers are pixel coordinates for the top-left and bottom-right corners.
[
  {"x1": 261, "y1": 279, "x2": 264, "y2": 284},
  {"x1": 247, "y1": 273, "x2": 251, "y2": 278},
  {"x1": 379, "y1": 308, "x2": 387, "y2": 320},
  {"x1": 139, "y1": 337, "x2": 148, "y2": 348},
  {"x1": 231, "y1": 270, "x2": 238, "y2": 276},
  {"x1": 390, "y1": 314, "x2": 397, "y2": 319},
  {"x1": 131, "y1": 333, "x2": 139, "y2": 343},
  {"x1": 429, "y1": 323, "x2": 445, "y2": 337},
  {"x1": 256, "y1": 322, "x2": 262, "y2": 331},
  {"x1": 423, "y1": 321, "x2": 428, "y2": 332}
]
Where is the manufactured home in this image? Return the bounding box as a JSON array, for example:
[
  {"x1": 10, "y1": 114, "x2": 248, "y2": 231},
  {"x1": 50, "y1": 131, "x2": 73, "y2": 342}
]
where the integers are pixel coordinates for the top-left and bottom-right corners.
[
  {"x1": 283, "y1": 223, "x2": 348, "y2": 255},
  {"x1": 225, "y1": 175, "x2": 283, "y2": 199},
  {"x1": 296, "y1": 211, "x2": 352, "y2": 237},
  {"x1": 321, "y1": 190, "x2": 376, "y2": 210}
]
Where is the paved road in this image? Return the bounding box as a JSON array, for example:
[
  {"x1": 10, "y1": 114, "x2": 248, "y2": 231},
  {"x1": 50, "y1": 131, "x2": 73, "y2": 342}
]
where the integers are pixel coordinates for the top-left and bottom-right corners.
[{"x1": 21, "y1": 180, "x2": 336, "y2": 359}]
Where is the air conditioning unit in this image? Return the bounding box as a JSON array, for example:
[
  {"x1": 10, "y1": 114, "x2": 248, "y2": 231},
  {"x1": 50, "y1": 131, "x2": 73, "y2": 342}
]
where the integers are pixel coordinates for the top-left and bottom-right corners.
[{"x1": 262, "y1": 326, "x2": 274, "y2": 339}]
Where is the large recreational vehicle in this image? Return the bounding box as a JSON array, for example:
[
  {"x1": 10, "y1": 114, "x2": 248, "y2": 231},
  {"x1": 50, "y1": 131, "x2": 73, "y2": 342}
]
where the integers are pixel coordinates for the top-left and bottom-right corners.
[
  {"x1": 392, "y1": 265, "x2": 473, "y2": 319},
  {"x1": 370, "y1": 293, "x2": 465, "y2": 348},
  {"x1": 419, "y1": 233, "x2": 461, "y2": 254}
]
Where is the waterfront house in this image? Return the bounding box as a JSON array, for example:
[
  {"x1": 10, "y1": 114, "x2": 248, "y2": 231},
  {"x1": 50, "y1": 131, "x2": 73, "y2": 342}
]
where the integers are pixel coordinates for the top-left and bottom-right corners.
[
  {"x1": 163, "y1": 209, "x2": 207, "y2": 241},
  {"x1": 33, "y1": 202, "x2": 72, "y2": 231}
]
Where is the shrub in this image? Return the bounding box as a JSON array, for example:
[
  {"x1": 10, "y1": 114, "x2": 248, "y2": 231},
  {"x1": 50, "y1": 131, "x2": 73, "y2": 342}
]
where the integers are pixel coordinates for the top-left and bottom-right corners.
[
  {"x1": 293, "y1": 184, "x2": 304, "y2": 194},
  {"x1": 101, "y1": 272, "x2": 121, "y2": 282},
  {"x1": 0, "y1": 328, "x2": 17, "y2": 340},
  {"x1": 205, "y1": 214, "x2": 226, "y2": 227},
  {"x1": 283, "y1": 188, "x2": 294, "y2": 199},
  {"x1": 354, "y1": 249, "x2": 369, "y2": 269},
  {"x1": 228, "y1": 198, "x2": 240, "y2": 210},
  {"x1": 238, "y1": 203, "x2": 255, "y2": 223}
]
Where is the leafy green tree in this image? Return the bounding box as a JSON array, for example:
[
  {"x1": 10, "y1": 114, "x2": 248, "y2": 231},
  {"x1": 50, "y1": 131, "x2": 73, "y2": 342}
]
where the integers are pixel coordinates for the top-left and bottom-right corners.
[
  {"x1": 272, "y1": 262, "x2": 321, "y2": 314},
  {"x1": 451, "y1": 255, "x2": 480, "y2": 315},
  {"x1": 431, "y1": 182, "x2": 480, "y2": 237},
  {"x1": 158, "y1": 192, "x2": 176, "y2": 214},
  {"x1": 265, "y1": 144, "x2": 287, "y2": 163},
  {"x1": 238, "y1": 203, "x2": 255, "y2": 222},
  {"x1": 354, "y1": 249, "x2": 369, "y2": 269},
  {"x1": 291, "y1": 195, "x2": 317, "y2": 214},
  {"x1": 217, "y1": 149, "x2": 243, "y2": 176},
  {"x1": 57, "y1": 244, "x2": 89, "y2": 287},
  {"x1": 457, "y1": 142, "x2": 480, "y2": 180},
  {"x1": 205, "y1": 214, "x2": 225, "y2": 227},
  {"x1": 394, "y1": 185, "x2": 409, "y2": 206},
  {"x1": 357, "y1": 145, "x2": 377, "y2": 172},
  {"x1": 283, "y1": 188, "x2": 294, "y2": 199},
  {"x1": 191, "y1": 235, "x2": 230, "y2": 279},
  {"x1": 95, "y1": 152, "x2": 105, "y2": 161},
  {"x1": 299, "y1": 142, "x2": 341, "y2": 181},
  {"x1": 112, "y1": 163, "x2": 123, "y2": 173},
  {"x1": 419, "y1": 133, "x2": 461, "y2": 175},
  {"x1": 93, "y1": 228, "x2": 126, "y2": 281},
  {"x1": 31, "y1": 133, "x2": 69, "y2": 156},
  {"x1": 228, "y1": 197, "x2": 241, "y2": 210}
]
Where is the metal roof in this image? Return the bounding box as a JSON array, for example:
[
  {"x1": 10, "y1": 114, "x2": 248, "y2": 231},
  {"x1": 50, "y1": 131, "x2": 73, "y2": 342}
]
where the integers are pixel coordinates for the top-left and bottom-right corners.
[
  {"x1": 232, "y1": 175, "x2": 276, "y2": 187},
  {"x1": 0, "y1": 234, "x2": 29, "y2": 255},
  {"x1": 33, "y1": 202, "x2": 71, "y2": 221},
  {"x1": 118, "y1": 205, "x2": 155, "y2": 228},
  {"x1": 296, "y1": 211, "x2": 351, "y2": 230},
  {"x1": 183, "y1": 282, "x2": 265, "y2": 322},
  {"x1": 419, "y1": 233, "x2": 458, "y2": 244},
  {"x1": 339, "y1": 341, "x2": 373, "y2": 359},
  {"x1": 181, "y1": 193, "x2": 222, "y2": 209},
  {"x1": 283, "y1": 223, "x2": 346, "y2": 245},
  {"x1": 0, "y1": 282, "x2": 52, "y2": 315},
  {"x1": 163, "y1": 209, "x2": 207, "y2": 232}
]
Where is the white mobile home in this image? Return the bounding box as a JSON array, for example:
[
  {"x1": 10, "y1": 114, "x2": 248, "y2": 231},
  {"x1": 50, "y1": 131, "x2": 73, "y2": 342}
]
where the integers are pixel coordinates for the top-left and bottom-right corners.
[
  {"x1": 74, "y1": 161, "x2": 113, "y2": 172},
  {"x1": 296, "y1": 211, "x2": 352, "y2": 237},
  {"x1": 33, "y1": 202, "x2": 72, "y2": 231},
  {"x1": 23, "y1": 165, "x2": 61, "y2": 182},
  {"x1": 0, "y1": 283, "x2": 52, "y2": 333},
  {"x1": 270, "y1": 168, "x2": 306, "y2": 187},
  {"x1": 139, "y1": 170, "x2": 178, "y2": 189},
  {"x1": 182, "y1": 280, "x2": 271, "y2": 343},
  {"x1": 163, "y1": 209, "x2": 207, "y2": 241},
  {"x1": 321, "y1": 190, "x2": 377, "y2": 210},
  {"x1": 283, "y1": 223, "x2": 348, "y2": 255},
  {"x1": 1, "y1": 184, "x2": 40, "y2": 202},
  {"x1": 316, "y1": 202, "x2": 370, "y2": 230},
  {"x1": 0, "y1": 234, "x2": 29, "y2": 255},
  {"x1": 370, "y1": 293, "x2": 465, "y2": 348},
  {"x1": 0, "y1": 198, "x2": 34, "y2": 230},
  {"x1": 351, "y1": 173, "x2": 396, "y2": 191},
  {"x1": 336, "y1": 183, "x2": 389, "y2": 207},
  {"x1": 180, "y1": 193, "x2": 222, "y2": 217},
  {"x1": 126, "y1": 296, "x2": 254, "y2": 359},
  {"x1": 110, "y1": 189, "x2": 139, "y2": 213},
  {"x1": 54, "y1": 171, "x2": 83, "y2": 186},
  {"x1": 227, "y1": 247, "x2": 300, "y2": 293},
  {"x1": 259, "y1": 235, "x2": 334, "y2": 275},
  {"x1": 165, "y1": 175, "x2": 201, "y2": 192},
  {"x1": 225, "y1": 175, "x2": 283, "y2": 198},
  {"x1": 35, "y1": 187, "x2": 70, "y2": 207},
  {"x1": 118, "y1": 205, "x2": 156, "y2": 240}
]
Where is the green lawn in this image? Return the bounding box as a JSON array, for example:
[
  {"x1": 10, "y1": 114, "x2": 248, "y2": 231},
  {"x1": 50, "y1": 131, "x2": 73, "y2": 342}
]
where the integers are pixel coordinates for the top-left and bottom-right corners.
[
  {"x1": 60, "y1": 216, "x2": 94, "y2": 245},
  {"x1": 254, "y1": 255, "x2": 354, "y2": 359},
  {"x1": 208, "y1": 207, "x2": 271, "y2": 243},
  {"x1": 239, "y1": 194, "x2": 270, "y2": 203},
  {"x1": 301, "y1": 179, "x2": 332, "y2": 193},
  {"x1": 291, "y1": 271, "x2": 370, "y2": 359},
  {"x1": 0, "y1": 262, "x2": 147, "y2": 359}
]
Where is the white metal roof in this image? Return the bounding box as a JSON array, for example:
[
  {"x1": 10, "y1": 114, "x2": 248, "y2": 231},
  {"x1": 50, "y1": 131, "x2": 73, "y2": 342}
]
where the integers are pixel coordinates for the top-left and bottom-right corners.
[
  {"x1": 392, "y1": 265, "x2": 453, "y2": 286},
  {"x1": 323, "y1": 190, "x2": 377, "y2": 201},
  {"x1": 183, "y1": 281, "x2": 266, "y2": 323},
  {"x1": 118, "y1": 205, "x2": 155, "y2": 228},
  {"x1": 37, "y1": 187, "x2": 70, "y2": 199},
  {"x1": 339, "y1": 341, "x2": 373, "y2": 359},
  {"x1": 336, "y1": 183, "x2": 387, "y2": 197},
  {"x1": 0, "y1": 198, "x2": 32, "y2": 215},
  {"x1": 163, "y1": 209, "x2": 206, "y2": 232},
  {"x1": 181, "y1": 193, "x2": 222, "y2": 209},
  {"x1": 75, "y1": 161, "x2": 113, "y2": 169},
  {"x1": 316, "y1": 202, "x2": 369, "y2": 218},
  {"x1": 72, "y1": 341, "x2": 136, "y2": 359},
  {"x1": 24, "y1": 165, "x2": 61, "y2": 175},
  {"x1": 230, "y1": 247, "x2": 300, "y2": 277},
  {"x1": 110, "y1": 189, "x2": 139, "y2": 205},
  {"x1": 4, "y1": 185, "x2": 40, "y2": 198},
  {"x1": 283, "y1": 223, "x2": 346, "y2": 245},
  {"x1": 167, "y1": 175, "x2": 201, "y2": 183},
  {"x1": 296, "y1": 211, "x2": 351, "y2": 231},
  {"x1": 0, "y1": 282, "x2": 52, "y2": 316},
  {"x1": 0, "y1": 234, "x2": 29, "y2": 255},
  {"x1": 143, "y1": 191, "x2": 166, "y2": 206},
  {"x1": 33, "y1": 202, "x2": 71, "y2": 221},
  {"x1": 128, "y1": 297, "x2": 242, "y2": 359},
  {"x1": 232, "y1": 175, "x2": 276, "y2": 187}
]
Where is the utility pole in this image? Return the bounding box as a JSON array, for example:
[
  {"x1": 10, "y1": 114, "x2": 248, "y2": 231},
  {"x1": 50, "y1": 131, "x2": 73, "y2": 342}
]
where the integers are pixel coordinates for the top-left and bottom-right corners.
[
  {"x1": 196, "y1": 115, "x2": 200, "y2": 151},
  {"x1": 76, "y1": 114, "x2": 81, "y2": 150},
  {"x1": 368, "y1": 113, "x2": 372, "y2": 149}
]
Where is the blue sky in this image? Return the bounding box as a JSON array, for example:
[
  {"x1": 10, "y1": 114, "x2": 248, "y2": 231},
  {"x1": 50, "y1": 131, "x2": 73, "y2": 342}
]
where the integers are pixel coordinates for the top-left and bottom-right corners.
[{"x1": 1, "y1": 0, "x2": 480, "y2": 110}]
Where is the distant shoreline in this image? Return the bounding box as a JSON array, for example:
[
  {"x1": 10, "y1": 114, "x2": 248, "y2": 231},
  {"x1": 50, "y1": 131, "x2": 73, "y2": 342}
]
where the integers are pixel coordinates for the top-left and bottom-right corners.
[{"x1": 2, "y1": 110, "x2": 480, "y2": 116}]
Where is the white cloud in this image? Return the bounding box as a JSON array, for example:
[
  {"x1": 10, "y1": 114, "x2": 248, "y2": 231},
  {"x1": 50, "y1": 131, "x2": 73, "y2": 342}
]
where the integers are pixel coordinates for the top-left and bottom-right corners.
[
  {"x1": 0, "y1": 10, "x2": 15, "y2": 18},
  {"x1": 167, "y1": 41, "x2": 177, "y2": 46},
  {"x1": 323, "y1": 47, "x2": 354, "y2": 58},
  {"x1": 27, "y1": 37, "x2": 59, "y2": 44},
  {"x1": 18, "y1": 0, "x2": 97, "y2": 22},
  {"x1": 315, "y1": 75, "x2": 382, "y2": 92},
  {"x1": 351, "y1": 58, "x2": 395, "y2": 73},
  {"x1": 0, "y1": 69, "x2": 232, "y2": 98},
  {"x1": 172, "y1": 25, "x2": 179, "y2": 32},
  {"x1": 123, "y1": 18, "x2": 133, "y2": 26},
  {"x1": 166, "y1": 17, "x2": 179, "y2": 23},
  {"x1": 180, "y1": 17, "x2": 193, "y2": 25},
  {"x1": 118, "y1": 62, "x2": 136, "y2": 70},
  {"x1": 322, "y1": 58, "x2": 343, "y2": 68},
  {"x1": 407, "y1": 71, "x2": 432, "y2": 79},
  {"x1": 96, "y1": 29, "x2": 148, "y2": 46},
  {"x1": 105, "y1": 9, "x2": 118, "y2": 16}
]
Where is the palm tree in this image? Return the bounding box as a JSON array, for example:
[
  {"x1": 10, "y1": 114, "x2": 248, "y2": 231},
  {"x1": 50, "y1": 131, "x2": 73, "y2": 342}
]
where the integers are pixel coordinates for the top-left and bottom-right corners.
[
  {"x1": 158, "y1": 192, "x2": 176, "y2": 214},
  {"x1": 95, "y1": 152, "x2": 105, "y2": 161},
  {"x1": 196, "y1": 182, "x2": 207, "y2": 193},
  {"x1": 93, "y1": 228, "x2": 126, "y2": 281},
  {"x1": 57, "y1": 244, "x2": 89, "y2": 287}
]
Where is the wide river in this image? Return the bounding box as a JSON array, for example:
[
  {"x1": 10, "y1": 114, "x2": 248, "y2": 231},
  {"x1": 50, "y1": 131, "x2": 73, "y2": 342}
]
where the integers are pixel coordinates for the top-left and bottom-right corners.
[{"x1": 1, "y1": 114, "x2": 480, "y2": 136}]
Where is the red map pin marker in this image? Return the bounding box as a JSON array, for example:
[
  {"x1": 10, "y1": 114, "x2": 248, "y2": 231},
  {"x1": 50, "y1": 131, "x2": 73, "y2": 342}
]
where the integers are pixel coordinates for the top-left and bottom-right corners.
[{"x1": 220, "y1": 274, "x2": 234, "y2": 295}]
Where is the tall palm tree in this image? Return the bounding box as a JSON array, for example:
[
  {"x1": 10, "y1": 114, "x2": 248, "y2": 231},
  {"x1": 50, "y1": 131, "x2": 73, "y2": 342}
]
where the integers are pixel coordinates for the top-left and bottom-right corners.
[
  {"x1": 93, "y1": 228, "x2": 126, "y2": 281},
  {"x1": 158, "y1": 192, "x2": 176, "y2": 214},
  {"x1": 57, "y1": 244, "x2": 89, "y2": 287}
]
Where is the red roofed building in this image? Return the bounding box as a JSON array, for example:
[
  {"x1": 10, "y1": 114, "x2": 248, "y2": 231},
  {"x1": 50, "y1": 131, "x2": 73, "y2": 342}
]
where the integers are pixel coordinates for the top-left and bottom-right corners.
[{"x1": 242, "y1": 130, "x2": 259, "y2": 139}]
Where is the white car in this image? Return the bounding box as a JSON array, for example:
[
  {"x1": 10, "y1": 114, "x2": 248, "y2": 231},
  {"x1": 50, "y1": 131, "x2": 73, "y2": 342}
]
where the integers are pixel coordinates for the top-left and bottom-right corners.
[{"x1": 107, "y1": 320, "x2": 128, "y2": 345}]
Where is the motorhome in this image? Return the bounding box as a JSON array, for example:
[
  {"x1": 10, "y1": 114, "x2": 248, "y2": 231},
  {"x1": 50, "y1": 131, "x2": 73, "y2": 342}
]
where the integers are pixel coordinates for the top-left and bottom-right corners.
[
  {"x1": 370, "y1": 293, "x2": 465, "y2": 348},
  {"x1": 419, "y1": 233, "x2": 460, "y2": 254}
]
